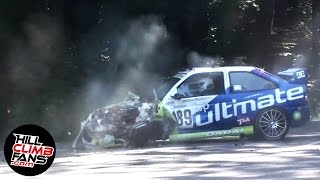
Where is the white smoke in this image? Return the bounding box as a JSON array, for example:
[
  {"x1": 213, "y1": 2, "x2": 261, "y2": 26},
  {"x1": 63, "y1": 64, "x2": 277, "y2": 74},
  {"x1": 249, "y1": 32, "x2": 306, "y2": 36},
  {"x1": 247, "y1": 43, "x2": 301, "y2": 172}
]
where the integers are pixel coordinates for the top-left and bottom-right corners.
[
  {"x1": 116, "y1": 16, "x2": 167, "y2": 65},
  {"x1": 8, "y1": 14, "x2": 65, "y2": 91},
  {"x1": 187, "y1": 51, "x2": 224, "y2": 68},
  {"x1": 75, "y1": 15, "x2": 171, "y2": 117}
]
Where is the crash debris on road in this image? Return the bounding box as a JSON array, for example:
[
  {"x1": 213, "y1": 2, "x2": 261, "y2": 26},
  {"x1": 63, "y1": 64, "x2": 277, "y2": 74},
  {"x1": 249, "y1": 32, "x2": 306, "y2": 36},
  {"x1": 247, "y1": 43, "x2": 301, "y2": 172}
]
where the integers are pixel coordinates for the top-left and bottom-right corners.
[{"x1": 72, "y1": 92, "x2": 154, "y2": 149}]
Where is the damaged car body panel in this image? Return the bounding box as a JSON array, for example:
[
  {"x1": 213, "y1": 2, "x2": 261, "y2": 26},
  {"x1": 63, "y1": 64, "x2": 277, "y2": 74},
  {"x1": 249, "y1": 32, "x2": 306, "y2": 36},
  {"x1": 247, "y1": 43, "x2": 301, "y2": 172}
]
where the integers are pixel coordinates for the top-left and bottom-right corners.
[
  {"x1": 73, "y1": 92, "x2": 154, "y2": 148},
  {"x1": 74, "y1": 66, "x2": 310, "y2": 148}
]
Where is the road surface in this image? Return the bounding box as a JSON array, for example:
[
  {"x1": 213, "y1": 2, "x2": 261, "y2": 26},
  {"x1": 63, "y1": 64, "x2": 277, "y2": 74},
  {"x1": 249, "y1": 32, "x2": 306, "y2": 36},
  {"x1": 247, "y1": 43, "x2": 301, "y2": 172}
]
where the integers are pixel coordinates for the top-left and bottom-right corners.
[{"x1": 1, "y1": 120, "x2": 320, "y2": 179}]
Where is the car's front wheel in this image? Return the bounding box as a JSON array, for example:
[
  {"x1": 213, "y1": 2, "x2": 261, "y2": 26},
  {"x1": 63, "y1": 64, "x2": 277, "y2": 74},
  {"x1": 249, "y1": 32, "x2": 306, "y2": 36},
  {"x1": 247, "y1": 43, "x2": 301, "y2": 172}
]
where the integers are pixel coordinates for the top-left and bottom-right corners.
[
  {"x1": 128, "y1": 121, "x2": 151, "y2": 147},
  {"x1": 255, "y1": 108, "x2": 289, "y2": 141}
]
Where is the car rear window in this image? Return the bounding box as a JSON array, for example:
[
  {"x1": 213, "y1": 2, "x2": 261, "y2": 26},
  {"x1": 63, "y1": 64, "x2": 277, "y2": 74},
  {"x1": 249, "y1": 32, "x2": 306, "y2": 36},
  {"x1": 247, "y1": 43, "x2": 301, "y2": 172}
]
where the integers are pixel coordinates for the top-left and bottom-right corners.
[{"x1": 229, "y1": 72, "x2": 277, "y2": 92}]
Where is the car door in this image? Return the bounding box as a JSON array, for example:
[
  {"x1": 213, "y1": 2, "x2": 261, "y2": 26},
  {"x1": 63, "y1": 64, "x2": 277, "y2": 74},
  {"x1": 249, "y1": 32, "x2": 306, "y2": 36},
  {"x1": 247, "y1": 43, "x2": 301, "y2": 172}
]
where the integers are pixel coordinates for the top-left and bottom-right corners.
[{"x1": 166, "y1": 72, "x2": 226, "y2": 133}]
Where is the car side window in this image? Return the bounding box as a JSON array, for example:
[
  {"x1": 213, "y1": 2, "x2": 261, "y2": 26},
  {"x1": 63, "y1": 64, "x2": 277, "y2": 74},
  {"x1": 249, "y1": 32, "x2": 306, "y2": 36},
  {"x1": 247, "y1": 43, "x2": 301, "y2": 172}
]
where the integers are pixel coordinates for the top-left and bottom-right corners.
[
  {"x1": 229, "y1": 72, "x2": 277, "y2": 92},
  {"x1": 177, "y1": 72, "x2": 225, "y2": 98}
]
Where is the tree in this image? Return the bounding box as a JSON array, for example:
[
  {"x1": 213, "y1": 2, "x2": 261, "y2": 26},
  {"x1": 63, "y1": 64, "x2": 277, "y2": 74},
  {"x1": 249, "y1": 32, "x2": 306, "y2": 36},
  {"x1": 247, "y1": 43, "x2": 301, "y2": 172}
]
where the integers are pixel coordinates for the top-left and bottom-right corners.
[{"x1": 312, "y1": 0, "x2": 320, "y2": 77}]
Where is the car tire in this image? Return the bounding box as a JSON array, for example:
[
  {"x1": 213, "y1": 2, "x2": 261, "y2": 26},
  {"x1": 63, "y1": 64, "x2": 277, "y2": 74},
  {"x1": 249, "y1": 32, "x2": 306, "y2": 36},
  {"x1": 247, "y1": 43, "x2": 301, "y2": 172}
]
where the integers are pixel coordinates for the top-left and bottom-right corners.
[
  {"x1": 128, "y1": 121, "x2": 151, "y2": 147},
  {"x1": 254, "y1": 107, "x2": 289, "y2": 141}
]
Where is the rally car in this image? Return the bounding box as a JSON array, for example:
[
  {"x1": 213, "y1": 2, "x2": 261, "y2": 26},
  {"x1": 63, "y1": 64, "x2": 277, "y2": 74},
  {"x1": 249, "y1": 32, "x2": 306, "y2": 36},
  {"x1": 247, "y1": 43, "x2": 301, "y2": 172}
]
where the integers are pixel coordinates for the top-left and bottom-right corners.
[
  {"x1": 73, "y1": 66, "x2": 310, "y2": 148},
  {"x1": 149, "y1": 66, "x2": 310, "y2": 143}
]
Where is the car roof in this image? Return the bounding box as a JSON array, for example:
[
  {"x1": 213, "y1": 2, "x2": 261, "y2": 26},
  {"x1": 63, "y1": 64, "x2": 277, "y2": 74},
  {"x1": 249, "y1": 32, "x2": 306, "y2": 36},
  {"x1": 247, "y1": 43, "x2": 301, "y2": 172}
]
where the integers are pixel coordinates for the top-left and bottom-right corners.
[{"x1": 179, "y1": 66, "x2": 257, "y2": 74}]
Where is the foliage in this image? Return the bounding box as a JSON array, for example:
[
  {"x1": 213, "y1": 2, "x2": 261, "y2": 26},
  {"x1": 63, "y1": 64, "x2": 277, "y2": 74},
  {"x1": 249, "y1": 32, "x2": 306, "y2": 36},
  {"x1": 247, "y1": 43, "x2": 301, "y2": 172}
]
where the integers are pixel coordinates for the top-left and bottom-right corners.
[{"x1": 0, "y1": 0, "x2": 319, "y2": 142}]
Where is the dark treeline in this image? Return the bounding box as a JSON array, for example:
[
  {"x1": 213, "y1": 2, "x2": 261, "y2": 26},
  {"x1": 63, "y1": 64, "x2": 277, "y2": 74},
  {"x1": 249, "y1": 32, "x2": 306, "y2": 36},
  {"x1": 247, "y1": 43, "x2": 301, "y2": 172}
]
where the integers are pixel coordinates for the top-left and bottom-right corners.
[{"x1": 0, "y1": 0, "x2": 319, "y2": 142}]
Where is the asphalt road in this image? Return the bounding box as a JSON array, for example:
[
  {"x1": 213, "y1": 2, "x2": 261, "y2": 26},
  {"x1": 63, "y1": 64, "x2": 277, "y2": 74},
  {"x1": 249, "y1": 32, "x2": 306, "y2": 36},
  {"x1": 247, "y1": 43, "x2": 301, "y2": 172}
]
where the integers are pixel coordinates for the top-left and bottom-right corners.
[{"x1": 1, "y1": 120, "x2": 320, "y2": 179}]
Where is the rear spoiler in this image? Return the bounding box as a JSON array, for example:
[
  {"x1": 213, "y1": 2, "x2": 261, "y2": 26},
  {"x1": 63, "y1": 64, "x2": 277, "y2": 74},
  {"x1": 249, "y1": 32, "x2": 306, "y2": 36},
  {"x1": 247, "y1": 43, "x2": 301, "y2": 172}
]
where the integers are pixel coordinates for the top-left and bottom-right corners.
[{"x1": 277, "y1": 68, "x2": 308, "y2": 84}]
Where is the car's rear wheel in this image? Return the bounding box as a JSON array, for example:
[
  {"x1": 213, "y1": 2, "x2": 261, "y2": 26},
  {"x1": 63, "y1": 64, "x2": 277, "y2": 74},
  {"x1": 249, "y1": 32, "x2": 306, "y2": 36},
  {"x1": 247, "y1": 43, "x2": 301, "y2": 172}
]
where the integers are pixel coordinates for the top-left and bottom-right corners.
[{"x1": 255, "y1": 108, "x2": 289, "y2": 141}]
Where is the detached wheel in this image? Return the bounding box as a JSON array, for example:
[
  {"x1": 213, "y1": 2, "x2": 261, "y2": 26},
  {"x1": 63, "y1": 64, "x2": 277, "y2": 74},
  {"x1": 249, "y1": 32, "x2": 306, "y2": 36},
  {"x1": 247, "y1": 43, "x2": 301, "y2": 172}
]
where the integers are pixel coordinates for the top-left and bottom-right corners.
[
  {"x1": 255, "y1": 108, "x2": 289, "y2": 141},
  {"x1": 128, "y1": 121, "x2": 151, "y2": 147}
]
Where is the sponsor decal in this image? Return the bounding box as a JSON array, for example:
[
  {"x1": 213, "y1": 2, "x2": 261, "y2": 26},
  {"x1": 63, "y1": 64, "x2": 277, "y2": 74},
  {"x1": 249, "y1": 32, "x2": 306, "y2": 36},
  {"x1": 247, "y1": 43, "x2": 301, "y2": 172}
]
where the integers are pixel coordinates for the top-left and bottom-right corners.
[
  {"x1": 237, "y1": 117, "x2": 250, "y2": 125},
  {"x1": 181, "y1": 97, "x2": 212, "y2": 103},
  {"x1": 199, "y1": 103, "x2": 210, "y2": 112},
  {"x1": 171, "y1": 87, "x2": 305, "y2": 128},
  {"x1": 174, "y1": 105, "x2": 187, "y2": 108},
  {"x1": 293, "y1": 111, "x2": 302, "y2": 121},
  {"x1": 169, "y1": 126, "x2": 254, "y2": 141},
  {"x1": 4, "y1": 124, "x2": 56, "y2": 176},
  {"x1": 296, "y1": 71, "x2": 306, "y2": 79},
  {"x1": 217, "y1": 87, "x2": 304, "y2": 120}
]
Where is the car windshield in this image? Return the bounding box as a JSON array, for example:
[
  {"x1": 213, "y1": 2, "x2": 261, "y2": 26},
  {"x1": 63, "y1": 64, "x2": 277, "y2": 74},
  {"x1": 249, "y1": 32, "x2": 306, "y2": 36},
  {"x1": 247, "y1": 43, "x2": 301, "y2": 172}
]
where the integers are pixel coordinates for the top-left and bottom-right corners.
[{"x1": 155, "y1": 77, "x2": 181, "y2": 100}]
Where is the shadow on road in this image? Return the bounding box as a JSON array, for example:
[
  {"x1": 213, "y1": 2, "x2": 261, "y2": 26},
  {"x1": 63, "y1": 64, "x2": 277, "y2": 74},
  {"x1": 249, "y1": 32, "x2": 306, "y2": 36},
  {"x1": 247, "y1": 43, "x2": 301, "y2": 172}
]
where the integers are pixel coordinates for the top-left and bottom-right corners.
[
  {"x1": 39, "y1": 120, "x2": 320, "y2": 179},
  {"x1": 1, "y1": 120, "x2": 319, "y2": 179}
]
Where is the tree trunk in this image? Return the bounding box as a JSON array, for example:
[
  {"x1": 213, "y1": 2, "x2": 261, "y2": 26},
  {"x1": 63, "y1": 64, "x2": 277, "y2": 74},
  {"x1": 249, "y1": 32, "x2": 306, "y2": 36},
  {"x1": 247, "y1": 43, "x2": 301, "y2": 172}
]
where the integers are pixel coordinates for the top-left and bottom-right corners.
[
  {"x1": 312, "y1": 0, "x2": 320, "y2": 77},
  {"x1": 248, "y1": 0, "x2": 274, "y2": 67},
  {"x1": 270, "y1": 0, "x2": 275, "y2": 34}
]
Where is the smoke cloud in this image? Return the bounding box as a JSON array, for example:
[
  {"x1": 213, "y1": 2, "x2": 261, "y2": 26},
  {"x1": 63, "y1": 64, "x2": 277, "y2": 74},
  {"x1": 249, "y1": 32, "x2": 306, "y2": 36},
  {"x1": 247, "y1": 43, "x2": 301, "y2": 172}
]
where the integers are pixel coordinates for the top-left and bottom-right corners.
[
  {"x1": 187, "y1": 52, "x2": 224, "y2": 67},
  {"x1": 116, "y1": 16, "x2": 167, "y2": 64},
  {"x1": 8, "y1": 13, "x2": 65, "y2": 91},
  {"x1": 62, "y1": 15, "x2": 179, "y2": 140}
]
